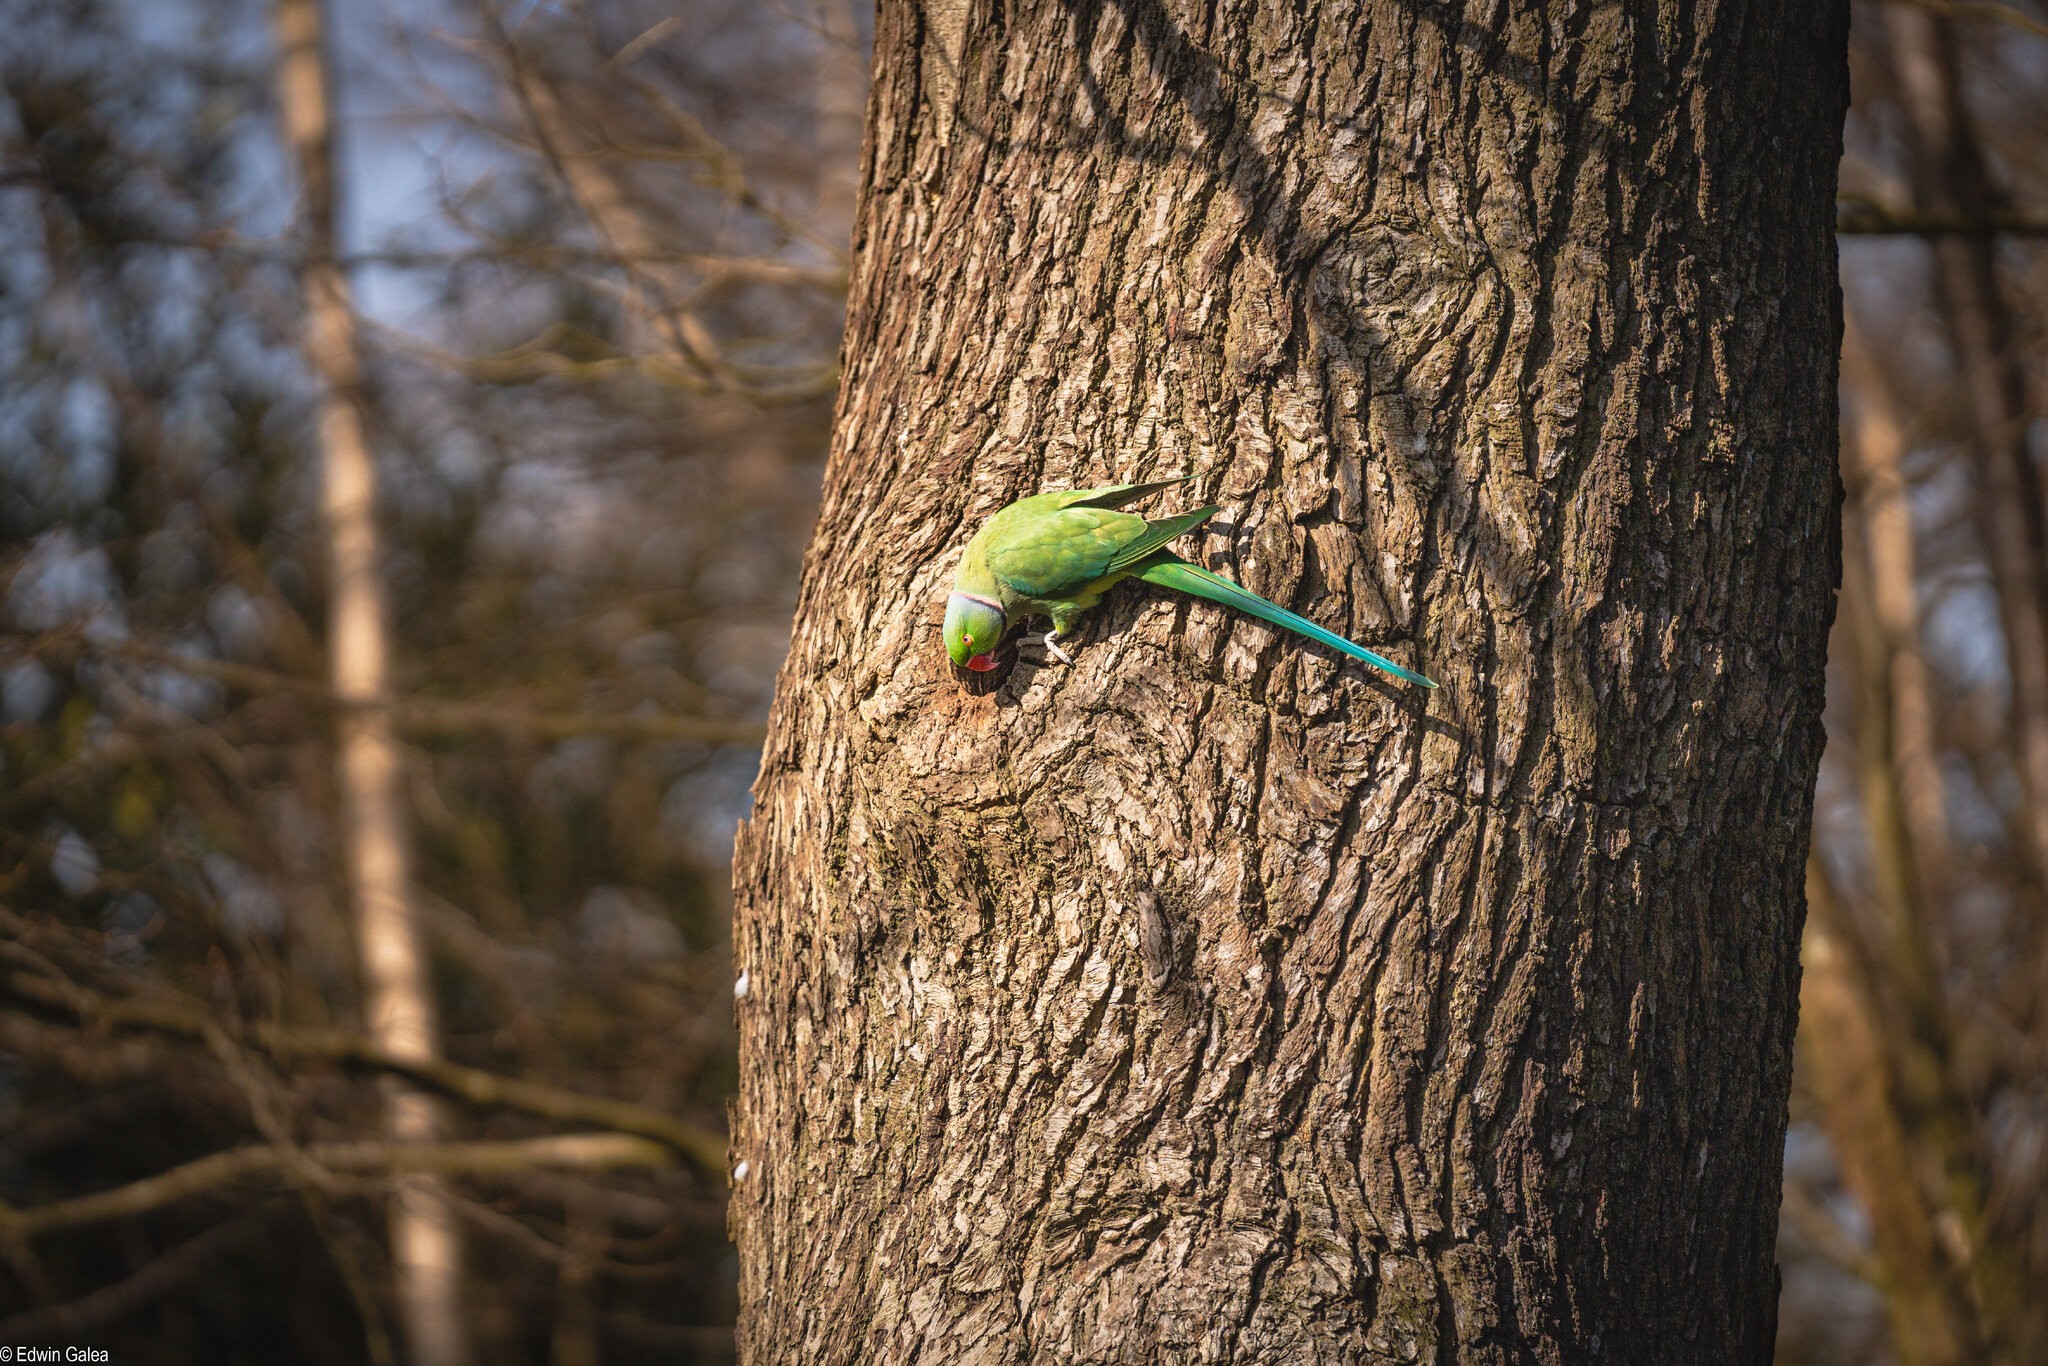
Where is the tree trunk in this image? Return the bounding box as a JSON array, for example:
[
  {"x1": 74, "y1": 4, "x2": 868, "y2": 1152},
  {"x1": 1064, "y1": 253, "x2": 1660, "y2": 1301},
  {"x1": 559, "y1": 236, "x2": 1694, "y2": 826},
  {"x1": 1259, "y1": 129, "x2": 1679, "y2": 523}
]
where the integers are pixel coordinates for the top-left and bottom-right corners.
[
  {"x1": 1840, "y1": 313, "x2": 1951, "y2": 903},
  {"x1": 1885, "y1": 8, "x2": 2048, "y2": 897},
  {"x1": 1800, "y1": 857, "x2": 1980, "y2": 1366},
  {"x1": 813, "y1": 0, "x2": 870, "y2": 245},
  {"x1": 732, "y1": 3, "x2": 1847, "y2": 1362},
  {"x1": 273, "y1": 3, "x2": 469, "y2": 1363}
]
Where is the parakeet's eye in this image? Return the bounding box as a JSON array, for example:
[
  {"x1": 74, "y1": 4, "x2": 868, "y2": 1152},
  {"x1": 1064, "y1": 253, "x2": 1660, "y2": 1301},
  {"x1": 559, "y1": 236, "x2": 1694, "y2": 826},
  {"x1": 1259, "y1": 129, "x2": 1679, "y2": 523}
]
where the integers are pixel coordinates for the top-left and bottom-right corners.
[{"x1": 963, "y1": 633, "x2": 974, "y2": 646}]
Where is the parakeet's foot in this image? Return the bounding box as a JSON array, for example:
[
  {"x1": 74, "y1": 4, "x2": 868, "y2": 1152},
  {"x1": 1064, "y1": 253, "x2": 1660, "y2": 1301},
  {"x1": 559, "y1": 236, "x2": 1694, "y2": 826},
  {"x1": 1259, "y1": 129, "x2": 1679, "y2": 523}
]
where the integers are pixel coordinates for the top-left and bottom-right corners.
[{"x1": 1043, "y1": 629, "x2": 1075, "y2": 665}]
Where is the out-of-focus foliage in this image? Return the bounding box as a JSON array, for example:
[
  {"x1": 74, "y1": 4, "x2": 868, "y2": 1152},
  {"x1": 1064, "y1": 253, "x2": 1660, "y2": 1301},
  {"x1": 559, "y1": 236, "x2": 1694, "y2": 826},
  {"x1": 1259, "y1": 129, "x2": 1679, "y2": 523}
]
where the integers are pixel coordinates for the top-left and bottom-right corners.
[{"x1": 1, "y1": 0, "x2": 855, "y2": 1359}]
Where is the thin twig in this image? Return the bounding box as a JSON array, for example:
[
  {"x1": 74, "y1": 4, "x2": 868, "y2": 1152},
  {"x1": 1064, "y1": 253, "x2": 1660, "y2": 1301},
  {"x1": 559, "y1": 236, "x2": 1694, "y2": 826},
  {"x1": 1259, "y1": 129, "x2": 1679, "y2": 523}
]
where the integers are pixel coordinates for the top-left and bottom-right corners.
[
  {"x1": 0, "y1": 1203, "x2": 288, "y2": 1337},
  {"x1": 27, "y1": 633, "x2": 769, "y2": 746},
  {"x1": 1780, "y1": 1177, "x2": 1885, "y2": 1285},
  {"x1": 13, "y1": 225, "x2": 842, "y2": 282},
  {"x1": 1838, "y1": 193, "x2": 2048, "y2": 237},
  {"x1": 1893, "y1": 0, "x2": 2048, "y2": 40},
  {"x1": 3, "y1": 972, "x2": 729, "y2": 1175},
  {"x1": 0, "y1": 1133, "x2": 675, "y2": 1240}
]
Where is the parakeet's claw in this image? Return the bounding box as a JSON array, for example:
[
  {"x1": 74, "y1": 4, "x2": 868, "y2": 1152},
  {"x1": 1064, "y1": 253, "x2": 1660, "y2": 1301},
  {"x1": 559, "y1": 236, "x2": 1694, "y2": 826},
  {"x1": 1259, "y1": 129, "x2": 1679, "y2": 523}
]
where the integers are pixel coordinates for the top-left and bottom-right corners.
[{"x1": 1043, "y1": 629, "x2": 1075, "y2": 665}]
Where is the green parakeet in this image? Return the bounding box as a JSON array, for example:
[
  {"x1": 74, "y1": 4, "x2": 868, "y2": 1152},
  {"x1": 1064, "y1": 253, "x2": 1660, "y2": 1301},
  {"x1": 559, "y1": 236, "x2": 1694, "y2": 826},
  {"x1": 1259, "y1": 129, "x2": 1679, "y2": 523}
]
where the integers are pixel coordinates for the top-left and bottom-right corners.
[{"x1": 942, "y1": 478, "x2": 1436, "y2": 689}]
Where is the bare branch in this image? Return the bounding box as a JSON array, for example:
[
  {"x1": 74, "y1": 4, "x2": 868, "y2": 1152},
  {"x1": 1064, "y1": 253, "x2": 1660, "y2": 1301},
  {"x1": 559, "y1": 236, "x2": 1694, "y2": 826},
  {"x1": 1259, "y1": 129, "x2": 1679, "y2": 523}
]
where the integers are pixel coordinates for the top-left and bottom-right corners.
[
  {"x1": 0, "y1": 1134, "x2": 675, "y2": 1240},
  {"x1": 1838, "y1": 203, "x2": 2048, "y2": 236},
  {"x1": 395, "y1": 696, "x2": 769, "y2": 746},
  {"x1": 605, "y1": 17, "x2": 682, "y2": 72},
  {"x1": 0, "y1": 1204, "x2": 287, "y2": 1337},
  {"x1": 1780, "y1": 1177, "x2": 1884, "y2": 1285},
  {"x1": 2, "y1": 972, "x2": 729, "y2": 1176},
  {"x1": 1892, "y1": 0, "x2": 2048, "y2": 40},
  {"x1": 369, "y1": 314, "x2": 838, "y2": 405},
  {"x1": 18, "y1": 225, "x2": 847, "y2": 284},
  {"x1": 26, "y1": 633, "x2": 769, "y2": 746}
]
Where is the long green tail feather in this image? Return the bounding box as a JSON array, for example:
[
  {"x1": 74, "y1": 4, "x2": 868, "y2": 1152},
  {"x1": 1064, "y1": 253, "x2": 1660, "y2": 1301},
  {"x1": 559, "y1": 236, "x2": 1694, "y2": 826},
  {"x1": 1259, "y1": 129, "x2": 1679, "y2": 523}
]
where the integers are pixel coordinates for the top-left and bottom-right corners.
[{"x1": 1135, "y1": 556, "x2": 1437, "y2": 689}]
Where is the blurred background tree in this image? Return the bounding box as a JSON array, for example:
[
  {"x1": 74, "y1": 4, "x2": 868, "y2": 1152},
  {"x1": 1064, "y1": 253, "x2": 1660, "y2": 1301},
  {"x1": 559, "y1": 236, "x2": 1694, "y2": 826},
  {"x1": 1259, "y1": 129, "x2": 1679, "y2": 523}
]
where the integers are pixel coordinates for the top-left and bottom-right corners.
[
  {"x1": 1, "y1": 0, "x2": 851, "y2": 1360},
  {"x1": 0, "y1": 0, "x2": 2042, "y2": 1362},
  {"x1": 1788, "y1": 4, "x2": 2048, "y2": 1363}
]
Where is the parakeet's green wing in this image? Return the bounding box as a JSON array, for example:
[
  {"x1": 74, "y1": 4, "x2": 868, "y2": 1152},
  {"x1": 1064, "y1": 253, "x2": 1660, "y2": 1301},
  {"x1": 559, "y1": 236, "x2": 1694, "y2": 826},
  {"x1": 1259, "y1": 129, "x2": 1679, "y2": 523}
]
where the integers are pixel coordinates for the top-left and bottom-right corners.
[
  {"x1": 984, "y1": 507, "x2": 1147, "y2": 599},
  {"x1": 985, "y1": 503, "x2": 1219, "y2": 600},
  {"x1": 1105, "y1": 506, "x2": 1220, "y2": 572}
]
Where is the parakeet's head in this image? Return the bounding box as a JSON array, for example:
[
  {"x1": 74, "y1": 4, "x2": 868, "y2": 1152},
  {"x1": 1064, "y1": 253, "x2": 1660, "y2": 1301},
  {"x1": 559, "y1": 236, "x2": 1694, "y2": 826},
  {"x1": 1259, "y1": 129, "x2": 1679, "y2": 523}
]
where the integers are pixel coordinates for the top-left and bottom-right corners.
[{"x1": 943, "y1": 592, "x2": 1006, "y2": 672}]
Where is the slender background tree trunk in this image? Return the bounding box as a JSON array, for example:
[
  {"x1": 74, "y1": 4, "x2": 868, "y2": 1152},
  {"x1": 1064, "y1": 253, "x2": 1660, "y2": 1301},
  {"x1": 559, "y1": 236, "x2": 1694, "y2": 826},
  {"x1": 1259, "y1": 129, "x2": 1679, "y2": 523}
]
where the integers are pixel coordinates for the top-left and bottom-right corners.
[
  {"x1": 273, "y1": 3, "x2": 469, "y2": 1363},
  {"x1": 733, "y1": 2, "x2": 1848, "y2": 1361},
  {"x1": 1885, "y1": 8, "x2": 2048, "y2": 898}
]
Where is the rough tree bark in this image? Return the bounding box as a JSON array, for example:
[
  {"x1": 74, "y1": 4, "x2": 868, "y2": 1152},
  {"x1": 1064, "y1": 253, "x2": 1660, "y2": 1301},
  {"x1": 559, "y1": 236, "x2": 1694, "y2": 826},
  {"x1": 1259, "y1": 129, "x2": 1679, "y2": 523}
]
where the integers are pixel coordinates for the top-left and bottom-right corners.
[{"x1": 732, "y1": 3, "x2": 1846, "y2": 1362}]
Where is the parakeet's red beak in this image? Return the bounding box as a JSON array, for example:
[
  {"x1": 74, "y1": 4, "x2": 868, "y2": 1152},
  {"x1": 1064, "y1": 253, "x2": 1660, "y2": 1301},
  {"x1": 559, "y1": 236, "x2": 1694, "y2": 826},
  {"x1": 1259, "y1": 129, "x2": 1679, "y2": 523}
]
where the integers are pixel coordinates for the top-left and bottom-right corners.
[{"x1": 965, "y1": 653, "x2": 996, "y2": 672}]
